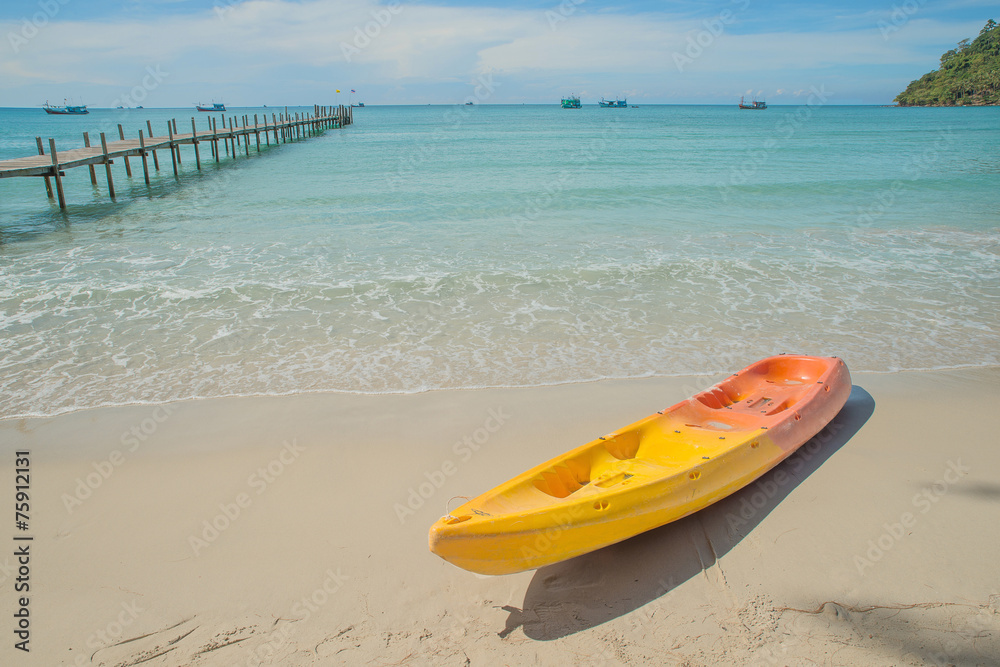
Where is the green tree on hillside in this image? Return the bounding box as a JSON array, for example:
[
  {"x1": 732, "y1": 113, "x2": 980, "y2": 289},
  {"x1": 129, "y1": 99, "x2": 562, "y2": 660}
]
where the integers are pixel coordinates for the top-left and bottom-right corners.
[{"x1": 895, "y1": 19, "x2": 999, "y2": 106}]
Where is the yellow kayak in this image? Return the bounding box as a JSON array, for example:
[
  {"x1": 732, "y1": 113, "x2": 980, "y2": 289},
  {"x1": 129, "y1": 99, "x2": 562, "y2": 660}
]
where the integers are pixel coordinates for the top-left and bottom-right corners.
[{"x1": 429, "y1": 354, "x2": 851, "y2": 575}]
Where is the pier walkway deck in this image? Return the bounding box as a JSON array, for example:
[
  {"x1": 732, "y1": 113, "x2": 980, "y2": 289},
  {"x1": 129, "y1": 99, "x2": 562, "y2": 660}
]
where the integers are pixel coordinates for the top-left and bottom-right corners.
[{"x1": 0, "y1": 104, "x2": 352, "y2": 209}]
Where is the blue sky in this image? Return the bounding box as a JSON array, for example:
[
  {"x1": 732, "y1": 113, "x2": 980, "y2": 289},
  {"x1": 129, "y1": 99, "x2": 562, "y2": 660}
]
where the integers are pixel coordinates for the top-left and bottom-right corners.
[{"x1": 0, "y1": 0, "x2": 995, "y2": 107}]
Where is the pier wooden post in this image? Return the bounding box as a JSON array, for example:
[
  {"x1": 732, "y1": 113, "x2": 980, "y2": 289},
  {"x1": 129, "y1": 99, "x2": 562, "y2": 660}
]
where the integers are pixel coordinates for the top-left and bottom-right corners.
[
  {"x1": 254, "y1": 114, "x2": 260, "y2": 151},
  {"x1": 83, "y1": 132, "x2": 98, "y2": 185},
  {"x1": 99, "y1": 133, "x2": 115, "y2": 200},
  {"x1": 146, "y1": 120, "x2": 160, "y2": 171},
  {"x1": 47, "y1": 138, "x2": 67, "y2": 209},
  {"x1": 172, "y1": 119, "x2": 181, "y2": 165},
  {"x1": 208, "y1": 118, "x2": 216, "y2": 160},
  {"x1": 231, "y1": 117, "x2": 238, "y2": 156},
  {"x1": 243, "y1": 116, "x2": 249, "y2": 156},
  {"x1": 138, "y1": 130, "x2": 150, "y2": 185},
  {"x1": 167, "y1": 123, "x2": 178, "y2": 176},
  {"x1": 35, "y1": 137, "x2": 54, "y2": 199},
  {"x1": 272, "y1": 114, "x2": 279, "y2": 144},
  {"x1": 191, "y1": 118, "x2": 201, "y2": 170},
  {"x1": 212, "y1": 118, "x2": 220, "y2": 163},
  {"x1": 221, "y1": 117, "x2": 229, "y2": 157},
  {"x1": 117, "y1": 125, "x2": 133, "y2": 178}
]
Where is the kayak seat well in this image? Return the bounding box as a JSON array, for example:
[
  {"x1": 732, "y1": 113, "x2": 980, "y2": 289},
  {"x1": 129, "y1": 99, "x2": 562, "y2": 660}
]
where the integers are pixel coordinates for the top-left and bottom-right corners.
[
  {"x1": 695, "y1": 355, "x2": 834, "y2": 417},
  {"x1": 602, "y1": 431, "x2": 640, "y2": 460},
  {"x1": 695, "y1": 384, "x2": 744, "y2": 409},
  {"x1": 532, "y1": 455, "x2": 591, "y2": 498},
  {"x1": 531, "y1": 431, "x2": 644, "y2": 498}
]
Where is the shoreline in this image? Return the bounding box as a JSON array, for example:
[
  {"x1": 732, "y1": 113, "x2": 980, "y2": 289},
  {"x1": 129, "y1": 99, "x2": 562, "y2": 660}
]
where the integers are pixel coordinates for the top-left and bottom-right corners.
[
  {"x1": 3, "y1": 362, "x2": 999, "y2": 423},
  {"x1": 1, "y1": 366, "x2": 999, "y2": 665}
]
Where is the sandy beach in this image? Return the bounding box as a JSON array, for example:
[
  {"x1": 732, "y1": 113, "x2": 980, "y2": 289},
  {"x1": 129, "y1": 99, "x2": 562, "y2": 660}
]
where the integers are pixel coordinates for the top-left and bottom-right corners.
[{"x1": 0, "y1": 366, "x2": 998, "y2": 666}]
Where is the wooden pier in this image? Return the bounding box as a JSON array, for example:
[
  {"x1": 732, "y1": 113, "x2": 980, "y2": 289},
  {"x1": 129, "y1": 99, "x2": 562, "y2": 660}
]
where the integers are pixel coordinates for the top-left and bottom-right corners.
[{"x1": 0, "y1": 104, "x2": 353, "y2": 209}]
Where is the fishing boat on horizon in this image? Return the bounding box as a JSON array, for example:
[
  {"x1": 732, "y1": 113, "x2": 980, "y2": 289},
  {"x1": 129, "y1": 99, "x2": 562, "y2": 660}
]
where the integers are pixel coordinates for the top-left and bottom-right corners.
[
  {"x1": 739, "y1": 96, "x2": 767, "y2": 110},
  {"x1": 561, "y1": 95, "x2": 581, "y2": 109},
  {"x1": 196, "y1": 102, "x2": 226, "y2": 112},
  {"x1": 42, "y1": 100, "x2": 89, "y2": 115},
  {"x1": 599, "y1": 97, "x2": 627, "y2": 108}
]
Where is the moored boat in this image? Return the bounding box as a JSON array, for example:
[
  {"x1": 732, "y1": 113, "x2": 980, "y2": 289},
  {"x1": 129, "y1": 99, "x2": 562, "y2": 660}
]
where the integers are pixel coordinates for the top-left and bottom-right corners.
[
  {"x1": 599, "y1": 97, "x2": 627, "y2": 108},
  {"x1": 42, "y1": 100, "x2": 89, "y2": 115},
  {"x1": 196, "y1": 102, "x2": 226, "y2": 112},
  {"x1": 429, "y1": 354, "x2": 851, "y2": 575},
  {"x1": 739, "y1": 95, "x2": 767, "y2": 110},
  {"x1": 561, "y1": 96, "x2": 581, "y2": 109}
]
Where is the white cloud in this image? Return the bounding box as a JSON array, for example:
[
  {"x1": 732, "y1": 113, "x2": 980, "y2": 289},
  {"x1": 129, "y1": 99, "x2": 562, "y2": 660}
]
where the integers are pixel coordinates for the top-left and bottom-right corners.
[{"x1": 0, "y1": 0, "x2": 986, "y2": 104}]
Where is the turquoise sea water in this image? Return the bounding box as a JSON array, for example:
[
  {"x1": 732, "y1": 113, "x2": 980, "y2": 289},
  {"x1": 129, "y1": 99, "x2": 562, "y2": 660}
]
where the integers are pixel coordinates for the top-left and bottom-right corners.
[{"x1": 1, "y1": 104, "x2": 998, "y2": 417}]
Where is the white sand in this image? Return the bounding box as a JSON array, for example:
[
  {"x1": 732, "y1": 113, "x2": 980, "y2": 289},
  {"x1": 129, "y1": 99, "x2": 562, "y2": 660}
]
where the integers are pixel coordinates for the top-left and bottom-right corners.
[{"x1": 1, "y1": 368, "x2": 998, "y2": 666}]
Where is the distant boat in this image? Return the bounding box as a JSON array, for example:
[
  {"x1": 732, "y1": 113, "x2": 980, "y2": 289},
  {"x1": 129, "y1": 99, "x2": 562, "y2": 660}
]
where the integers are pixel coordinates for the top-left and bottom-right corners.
[
  {"x1": 599, "y1": 97, "x2": 627, "y2": 108},
  {"x1": 42, "y1": 100, "x2": 89, "y2": 115},
  {"x1": 136, "y1": 106, "x2": 143, "y2": 109},
  {"x1": 196, "y1": 102, "x2": 226, "y2": 112},
  {"x1": 351, "y1": 102, "x2": 365, "y2": 107},
  {"x1": 739, "y1": 96, "x2": 767, "y2": 110},
  {"x1": 465, "y1": 101, "x2": 474, "y2": 106},
  {"x1": 561, "y1": 96, "x2": 581, "y2": 109}
]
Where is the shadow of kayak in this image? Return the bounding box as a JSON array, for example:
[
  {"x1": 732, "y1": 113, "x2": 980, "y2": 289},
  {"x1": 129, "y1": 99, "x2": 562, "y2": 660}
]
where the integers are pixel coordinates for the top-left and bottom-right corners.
[{"x1": 500, "y1": 384, "x2": 875, "y2": 641}]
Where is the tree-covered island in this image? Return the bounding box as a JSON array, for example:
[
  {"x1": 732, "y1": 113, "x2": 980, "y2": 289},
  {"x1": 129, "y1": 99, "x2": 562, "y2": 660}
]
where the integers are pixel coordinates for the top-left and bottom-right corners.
[{"x1": 896, "y1": 19, "x2": 999, "y2": 106}]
